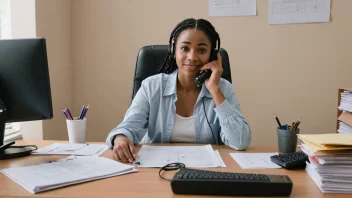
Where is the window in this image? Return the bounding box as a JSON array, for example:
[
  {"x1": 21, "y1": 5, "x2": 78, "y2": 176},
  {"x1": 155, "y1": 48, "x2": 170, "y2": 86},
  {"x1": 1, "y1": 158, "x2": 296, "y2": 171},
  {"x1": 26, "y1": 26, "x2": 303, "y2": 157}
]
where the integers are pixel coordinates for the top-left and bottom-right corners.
[
  {"x1": 0, "y1": 0, "x2": 12, "y2": 39},
  {"x1": 4, "y1": 123, "x2": 21, "y2": 142},
  {"x1": 0, "y1": 0, "x2": 21, "y2": 143}
]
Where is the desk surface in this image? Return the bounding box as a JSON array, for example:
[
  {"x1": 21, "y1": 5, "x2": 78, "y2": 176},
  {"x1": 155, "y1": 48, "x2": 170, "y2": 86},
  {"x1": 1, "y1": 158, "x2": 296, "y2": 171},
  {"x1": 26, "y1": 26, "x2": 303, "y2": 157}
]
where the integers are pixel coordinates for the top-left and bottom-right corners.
[{"x1": 0, "y1": 140, "x2": 349, "y2": 198}]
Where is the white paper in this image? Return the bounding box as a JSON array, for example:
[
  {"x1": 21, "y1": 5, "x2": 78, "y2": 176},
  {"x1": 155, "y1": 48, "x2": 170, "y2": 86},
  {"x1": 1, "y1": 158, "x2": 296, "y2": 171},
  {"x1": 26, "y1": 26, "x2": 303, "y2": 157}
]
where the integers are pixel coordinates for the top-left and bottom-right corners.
[
  {"x1": 230, "y1": 153, "x2": 282, "y2": 169},
  {"x1": 338, "y1": 91, "x2": 352, "y2": 112},
  {"x1": 306, "y1": 162, "x2": 352, "y2": 193},
  {"x1": 214, "y1": 150, "x2": 226, "y2": 167},
  {"x1": 209, "y1": 0, "x2": 256, "y2": 16},
  {"x1": 1, "y1": 156, "x2": 136, "y2": 194},
  {"x1": 338, "y1": 121, "x2": 352, "y2": 134},
  {"x1": 32, "y1": 143, "x2": 108, "y2": 156},
  {"x1": 135, "y1": 145, "x2": 222, "y2": 168},
  {"x1": 268, "y1": 0, "x2": 331, "y2": 24},
  {"x1": 308, "y1": 160, "x2": 352, "y2": 174}
]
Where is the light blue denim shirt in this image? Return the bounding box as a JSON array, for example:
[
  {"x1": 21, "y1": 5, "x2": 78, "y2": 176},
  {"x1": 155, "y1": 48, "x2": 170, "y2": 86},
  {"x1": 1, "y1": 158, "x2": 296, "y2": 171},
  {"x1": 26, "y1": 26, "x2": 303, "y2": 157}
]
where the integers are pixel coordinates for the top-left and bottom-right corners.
[{"x1": 106, "y1": 69, "x2": 252, "y2": 150}]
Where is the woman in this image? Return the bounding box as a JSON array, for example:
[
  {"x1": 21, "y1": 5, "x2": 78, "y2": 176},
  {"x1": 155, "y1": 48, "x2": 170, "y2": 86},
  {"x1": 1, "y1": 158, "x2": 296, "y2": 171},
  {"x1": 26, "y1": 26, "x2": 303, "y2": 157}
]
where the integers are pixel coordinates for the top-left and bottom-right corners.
[{"x1": 106, "y1": 18, "x2": 252, "y2": 163}]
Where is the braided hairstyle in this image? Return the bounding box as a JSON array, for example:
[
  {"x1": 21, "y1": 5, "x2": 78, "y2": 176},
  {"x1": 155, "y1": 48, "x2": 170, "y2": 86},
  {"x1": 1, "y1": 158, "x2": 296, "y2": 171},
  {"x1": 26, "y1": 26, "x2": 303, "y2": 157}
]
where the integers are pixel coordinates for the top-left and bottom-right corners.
[{"x1": 157, "y1": 18, "x2": 220, "y2": 74}]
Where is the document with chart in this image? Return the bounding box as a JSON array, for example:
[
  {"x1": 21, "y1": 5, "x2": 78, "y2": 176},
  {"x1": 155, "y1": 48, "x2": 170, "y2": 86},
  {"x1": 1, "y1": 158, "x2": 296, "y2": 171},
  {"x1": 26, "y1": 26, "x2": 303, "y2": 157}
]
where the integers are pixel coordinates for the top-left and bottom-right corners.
[
  {"x1": 209, "y1": 0, "x2": 256, "y2": 16},
  {"x1": 268, "y1": 0, "x2": 331, "y2": 24},
  {"x1": 32, "y1": 143, "x2": 108, "y2": 156},
  {"x1": 135, "y1": 145, "x2": 225, "y2": 168},
  {"x1": 0, "y1": 156, "x2": 136, "y2": 194}
]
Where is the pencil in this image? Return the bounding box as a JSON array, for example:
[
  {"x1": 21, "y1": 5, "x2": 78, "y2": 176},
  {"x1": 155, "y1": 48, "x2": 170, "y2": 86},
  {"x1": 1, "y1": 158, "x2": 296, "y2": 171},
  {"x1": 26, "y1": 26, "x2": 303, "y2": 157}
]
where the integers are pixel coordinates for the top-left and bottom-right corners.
[
  {"x1": 293, "y1": 118, "x2": 302, "y2": 130},
  {"x1": 275, "y1": 115, "x2": 282, "y2": 129},
  {"x1": 290, "y1": 121, "x2": 296, "y2": 131}
]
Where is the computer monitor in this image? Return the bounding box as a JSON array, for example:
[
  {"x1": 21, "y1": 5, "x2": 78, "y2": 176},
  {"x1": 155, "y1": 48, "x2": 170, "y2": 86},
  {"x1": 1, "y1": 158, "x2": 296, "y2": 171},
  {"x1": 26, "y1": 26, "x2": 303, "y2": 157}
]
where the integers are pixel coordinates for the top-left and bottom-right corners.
[{"x1": 0, "y1": 38, "x2": 53, "y2": 160}]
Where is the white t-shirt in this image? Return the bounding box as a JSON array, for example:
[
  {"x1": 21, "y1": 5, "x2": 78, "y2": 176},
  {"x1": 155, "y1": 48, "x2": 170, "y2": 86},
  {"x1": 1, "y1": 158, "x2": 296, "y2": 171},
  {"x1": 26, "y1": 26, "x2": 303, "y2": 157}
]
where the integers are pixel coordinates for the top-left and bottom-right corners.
[{"x1": 170, "y1": 113, "x2": 196, "y2": 143}]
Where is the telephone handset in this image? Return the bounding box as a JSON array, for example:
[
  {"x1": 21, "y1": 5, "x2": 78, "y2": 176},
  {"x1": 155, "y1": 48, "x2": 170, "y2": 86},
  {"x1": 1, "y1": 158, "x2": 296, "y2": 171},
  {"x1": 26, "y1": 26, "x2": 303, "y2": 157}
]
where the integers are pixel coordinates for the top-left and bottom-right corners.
[{"x1": 194, "y1": 49, "x2": 218, "y2": 87}]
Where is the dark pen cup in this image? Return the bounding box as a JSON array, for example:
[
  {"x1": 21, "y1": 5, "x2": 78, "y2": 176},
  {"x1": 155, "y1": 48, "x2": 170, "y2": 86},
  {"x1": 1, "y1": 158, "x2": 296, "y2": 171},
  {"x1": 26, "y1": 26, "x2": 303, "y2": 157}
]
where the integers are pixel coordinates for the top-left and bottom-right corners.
[{"x1": 277, "y1": 128, "x2": 300, "y2": 153}]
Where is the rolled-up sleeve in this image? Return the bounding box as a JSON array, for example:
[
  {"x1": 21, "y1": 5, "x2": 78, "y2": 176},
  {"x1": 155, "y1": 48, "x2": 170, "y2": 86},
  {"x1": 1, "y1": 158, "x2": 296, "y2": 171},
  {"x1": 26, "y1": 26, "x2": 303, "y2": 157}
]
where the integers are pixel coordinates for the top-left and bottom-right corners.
[
  {"x1": 105, "y1": 81, "x2": 150, "y2": 148},
  {"x1": 214, "y1": 83, "x2": 252, "y2": 150}
]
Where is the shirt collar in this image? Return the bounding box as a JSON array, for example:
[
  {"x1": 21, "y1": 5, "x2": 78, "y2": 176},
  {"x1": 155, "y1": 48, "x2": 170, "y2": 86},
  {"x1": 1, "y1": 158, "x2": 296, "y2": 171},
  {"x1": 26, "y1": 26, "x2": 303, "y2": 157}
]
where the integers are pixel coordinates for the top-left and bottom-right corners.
[
  {"x1": 163, "y1": 69, "x2": 178, "y2": 96},
  {"x1": 163, "y1": 69, "x2": 213, "y2": 99}
]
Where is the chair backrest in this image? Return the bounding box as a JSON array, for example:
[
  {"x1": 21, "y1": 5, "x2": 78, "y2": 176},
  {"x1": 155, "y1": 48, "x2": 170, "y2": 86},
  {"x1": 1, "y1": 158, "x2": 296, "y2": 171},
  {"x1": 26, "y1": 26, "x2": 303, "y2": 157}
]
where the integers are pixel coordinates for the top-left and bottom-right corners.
[{"x1": 132, "y1": 45, "x2": 232, "y2": 100}]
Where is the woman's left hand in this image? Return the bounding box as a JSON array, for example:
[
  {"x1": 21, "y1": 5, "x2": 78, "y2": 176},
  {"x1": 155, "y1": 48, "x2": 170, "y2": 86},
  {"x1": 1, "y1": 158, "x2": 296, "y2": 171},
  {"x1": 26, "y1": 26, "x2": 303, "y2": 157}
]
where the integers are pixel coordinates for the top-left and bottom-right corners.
[{"x1": 200, "y1": 52, "x2": 223, "y2": 92}]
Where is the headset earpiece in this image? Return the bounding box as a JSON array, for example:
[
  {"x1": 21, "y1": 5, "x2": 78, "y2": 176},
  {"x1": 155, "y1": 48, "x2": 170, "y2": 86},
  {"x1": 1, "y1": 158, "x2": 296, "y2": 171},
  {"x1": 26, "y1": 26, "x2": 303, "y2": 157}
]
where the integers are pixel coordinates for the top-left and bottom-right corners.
[
  {"x1": 210, "y1": 49, "x2": 218, "y2": 61},
  {"x1": 170, "y1": 38, "x2": 175, "y2": 56},
  {"x1": 210, "y1": 37, "x2": 220, "y2": 61}
]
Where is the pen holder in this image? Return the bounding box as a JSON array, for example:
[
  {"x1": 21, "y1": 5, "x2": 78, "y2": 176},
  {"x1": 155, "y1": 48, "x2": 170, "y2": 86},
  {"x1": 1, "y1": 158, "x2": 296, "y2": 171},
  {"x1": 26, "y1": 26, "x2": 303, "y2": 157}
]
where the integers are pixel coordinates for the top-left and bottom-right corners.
[
  {"x1": 277, "y1": 128, "x2": 300, "y2": 153},
  {"x1": 66, "y1": 117, "x2": 87, "y2": 144}
]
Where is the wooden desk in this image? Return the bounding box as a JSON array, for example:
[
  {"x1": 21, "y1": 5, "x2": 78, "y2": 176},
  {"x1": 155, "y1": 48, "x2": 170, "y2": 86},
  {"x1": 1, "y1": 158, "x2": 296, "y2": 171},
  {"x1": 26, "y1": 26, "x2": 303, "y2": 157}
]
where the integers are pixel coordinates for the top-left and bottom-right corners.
[{"x1": 0, "y1": 140, "x2": 349, "y2": 198}]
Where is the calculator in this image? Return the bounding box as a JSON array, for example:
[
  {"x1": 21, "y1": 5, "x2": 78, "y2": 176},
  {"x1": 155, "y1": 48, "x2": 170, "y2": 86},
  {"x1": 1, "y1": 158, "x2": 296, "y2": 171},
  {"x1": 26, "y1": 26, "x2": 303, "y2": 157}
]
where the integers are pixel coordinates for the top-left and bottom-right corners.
[{"x1": 270, "y1": 151, "x2": 309, "y2": 169}]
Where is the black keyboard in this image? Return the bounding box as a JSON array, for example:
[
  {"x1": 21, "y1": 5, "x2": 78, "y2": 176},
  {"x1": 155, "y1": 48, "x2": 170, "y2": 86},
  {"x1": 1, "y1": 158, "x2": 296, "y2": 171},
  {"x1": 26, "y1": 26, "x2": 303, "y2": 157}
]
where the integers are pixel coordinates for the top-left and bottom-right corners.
[
  {"x1": 270, "y1": 151, "x2": 309, "y2": 169},
  {"x1": 171, "y1": 168, "x2": 293, "y2": 196}
]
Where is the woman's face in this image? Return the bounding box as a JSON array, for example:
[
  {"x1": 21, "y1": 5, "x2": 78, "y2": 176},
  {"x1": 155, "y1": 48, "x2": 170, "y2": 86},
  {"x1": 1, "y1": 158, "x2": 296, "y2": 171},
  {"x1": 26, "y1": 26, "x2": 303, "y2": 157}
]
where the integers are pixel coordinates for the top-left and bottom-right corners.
[{"x1": 174, "y1": 28, "x2": 212, "y2": 78}]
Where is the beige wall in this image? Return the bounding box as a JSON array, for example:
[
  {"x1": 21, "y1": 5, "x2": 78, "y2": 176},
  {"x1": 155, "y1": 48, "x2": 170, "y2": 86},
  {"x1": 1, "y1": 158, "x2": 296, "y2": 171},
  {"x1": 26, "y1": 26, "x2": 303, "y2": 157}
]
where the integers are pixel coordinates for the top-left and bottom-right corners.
[
  {"x1": 35, "y1": 0, "x2": 351, "y2": 147},
  {"x1": 36, "y1": 0, "x2": 72, "y2": 140}
]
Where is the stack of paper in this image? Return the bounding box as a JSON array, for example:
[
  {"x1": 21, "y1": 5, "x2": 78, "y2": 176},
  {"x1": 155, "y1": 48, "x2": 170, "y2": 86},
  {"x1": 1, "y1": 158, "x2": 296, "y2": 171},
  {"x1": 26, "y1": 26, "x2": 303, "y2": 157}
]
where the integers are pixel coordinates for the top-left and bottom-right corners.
[
  {"x1": 338, "y1": 91, "x2": 352, "y2": 134},
  {"x1": 338, "y1": 111, "x2": 352, "y2": 134},
  {"x1": 32, "y1": 143, "x2": 108, "y2": 156},
  {"x1": 338, "y1": 121, "x2": 352, "y2": 134},
  {"x1": 298, "y1": 133, "x2": 352, "y2": 193},
  {"x1": 135, "y1": 145, "x2": 226, "y2": 168},
  {"x1": 1, "y1": 156, "x2": 136, "y2": 194},
  {"x1": 338, "y1": 91, "x2": 352, "y2": 112}
]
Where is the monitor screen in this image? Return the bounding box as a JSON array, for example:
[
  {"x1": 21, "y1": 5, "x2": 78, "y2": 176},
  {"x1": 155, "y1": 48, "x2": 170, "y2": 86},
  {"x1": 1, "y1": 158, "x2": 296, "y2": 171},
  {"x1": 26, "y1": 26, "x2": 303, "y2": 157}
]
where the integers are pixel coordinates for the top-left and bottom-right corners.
[{"x1": 0, "y1": 38, "x2": 53, "y2": 149}]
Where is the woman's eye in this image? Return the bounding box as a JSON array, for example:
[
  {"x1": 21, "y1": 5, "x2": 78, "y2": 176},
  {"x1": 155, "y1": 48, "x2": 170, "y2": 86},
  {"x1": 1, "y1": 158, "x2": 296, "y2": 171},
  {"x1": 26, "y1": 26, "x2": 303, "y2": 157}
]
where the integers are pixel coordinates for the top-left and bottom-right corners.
[
  {"x1": 181, "y1": 47, "x2": 188, "y2": 51},
  {"x1": 198, "y1": 49, "x2": 206, "y2": 53}
]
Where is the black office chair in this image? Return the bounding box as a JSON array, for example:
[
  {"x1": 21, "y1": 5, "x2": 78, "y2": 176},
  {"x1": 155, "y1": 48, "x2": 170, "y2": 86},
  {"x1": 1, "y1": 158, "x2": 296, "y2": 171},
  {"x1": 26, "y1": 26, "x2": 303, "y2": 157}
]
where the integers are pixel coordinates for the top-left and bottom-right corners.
[{"x1": 132, "y1": 45, "x2": 232, "y2": 100}]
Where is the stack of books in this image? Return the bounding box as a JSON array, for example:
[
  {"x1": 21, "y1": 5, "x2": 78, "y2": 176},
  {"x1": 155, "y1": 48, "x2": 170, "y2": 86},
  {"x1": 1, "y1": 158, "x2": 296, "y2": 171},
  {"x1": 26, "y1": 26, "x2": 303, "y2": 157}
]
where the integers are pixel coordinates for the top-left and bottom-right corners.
[
  {"x1": 298, "y1": 133, "x2": 352, "y2": 194},
  {"x1": 338, "y1": 90, "x2": 352, "y2": 134}
]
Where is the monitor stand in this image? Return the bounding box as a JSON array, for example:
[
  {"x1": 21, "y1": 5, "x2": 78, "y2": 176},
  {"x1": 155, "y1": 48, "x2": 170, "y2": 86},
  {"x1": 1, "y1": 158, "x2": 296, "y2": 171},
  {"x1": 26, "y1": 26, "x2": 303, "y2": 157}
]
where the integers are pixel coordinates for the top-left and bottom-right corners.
[{"x1": 0, "y1": 99, "x2": 33, "y2": 160}]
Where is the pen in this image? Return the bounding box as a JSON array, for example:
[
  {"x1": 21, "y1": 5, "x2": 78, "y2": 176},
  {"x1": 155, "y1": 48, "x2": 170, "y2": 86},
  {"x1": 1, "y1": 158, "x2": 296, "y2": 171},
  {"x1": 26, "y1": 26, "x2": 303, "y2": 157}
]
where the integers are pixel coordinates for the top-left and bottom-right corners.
[
  {"x1": 275, "y1": 115, "x2": 282, "y2": 129},
  {"x1": 127, "y1": 146, "x2": 139, "y2": 164},
  {"x1": 290, "y1": 121, "x2": 296, "y2": 131},
  {"x1": 134, "y1": 161, "x2": 140, "y2": 165},
  {"x1": 65, "y1": 108, "x2": 73, "y2": 120},
  {"x1": 78, "y1": 105, "x2": 86, "y2": 120},
  {"x1": 62, "y1": 110, "x2": 69, "y2": 120},
  {"x1": 293, "y1": 118, "x2": 302, "y2": 130},
  {"x1": 82, "y1": 105, "x2": 89, "y2": 118},
  {"x1": 133, "y1": 154, "x2": 140, "y2": 165}
]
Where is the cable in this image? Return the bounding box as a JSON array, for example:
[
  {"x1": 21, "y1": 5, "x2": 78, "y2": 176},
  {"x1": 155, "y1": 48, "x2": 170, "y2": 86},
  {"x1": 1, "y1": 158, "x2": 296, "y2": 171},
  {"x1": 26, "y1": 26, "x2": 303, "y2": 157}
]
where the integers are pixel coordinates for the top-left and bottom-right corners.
[
  {"x1": 12, "y1": 145, "x2": 38, "y2": 150},
  {"x1": 202, "y1": 98, "x2": 217, "y2": 144},
  {"x1": 159, "y1": 162, "x2": 185, "y2": 181},
  {"x1": 0, "y1": 141, "x2": 38, "y2": 152}
]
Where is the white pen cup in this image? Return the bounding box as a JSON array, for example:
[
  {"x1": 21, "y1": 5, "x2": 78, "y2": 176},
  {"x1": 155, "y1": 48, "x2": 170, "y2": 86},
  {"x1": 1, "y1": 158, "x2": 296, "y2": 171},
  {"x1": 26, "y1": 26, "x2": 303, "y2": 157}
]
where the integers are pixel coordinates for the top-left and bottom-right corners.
[{"x1": 66, "y1": 117, "x2": 86, "y2": 144}]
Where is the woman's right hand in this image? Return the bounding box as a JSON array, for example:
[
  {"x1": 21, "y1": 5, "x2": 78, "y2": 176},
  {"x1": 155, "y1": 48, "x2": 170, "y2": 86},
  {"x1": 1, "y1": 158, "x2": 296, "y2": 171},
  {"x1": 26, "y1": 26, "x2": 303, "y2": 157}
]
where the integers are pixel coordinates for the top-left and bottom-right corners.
[{"x1": 112, "y1": 134, "x2": 136, "y2": 163}]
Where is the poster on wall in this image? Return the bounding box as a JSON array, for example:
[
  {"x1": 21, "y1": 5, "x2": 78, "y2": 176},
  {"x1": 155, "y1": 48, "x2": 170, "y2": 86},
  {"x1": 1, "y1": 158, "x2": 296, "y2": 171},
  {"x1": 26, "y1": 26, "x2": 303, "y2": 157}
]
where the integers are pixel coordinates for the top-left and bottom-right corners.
[
  {"x1": 268, "y1": 0, "x2": 331, "y2": 24},
  {"x1": 209, "y1": 0, "x2": 256, "y2": 16}
]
